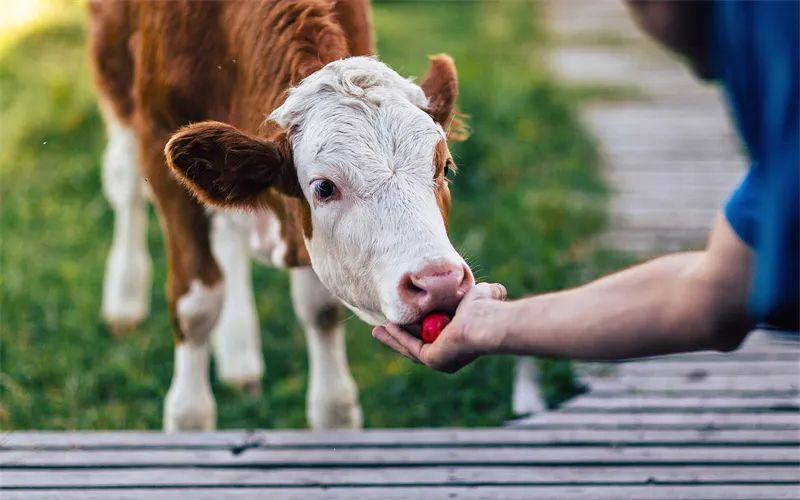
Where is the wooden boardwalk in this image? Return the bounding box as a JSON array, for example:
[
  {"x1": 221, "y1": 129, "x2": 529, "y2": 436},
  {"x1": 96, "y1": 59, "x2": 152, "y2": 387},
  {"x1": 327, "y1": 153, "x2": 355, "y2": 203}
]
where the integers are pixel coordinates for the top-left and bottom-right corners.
[
  {"x1": 1, "y1": 331, "x2": 798, "y2": 498},
  {"x1": 547, "y1": 0, "x2": 747, "y2": 254},
  {"x1": 1, "y1": 2, "x2": 797, "y2": 498}
]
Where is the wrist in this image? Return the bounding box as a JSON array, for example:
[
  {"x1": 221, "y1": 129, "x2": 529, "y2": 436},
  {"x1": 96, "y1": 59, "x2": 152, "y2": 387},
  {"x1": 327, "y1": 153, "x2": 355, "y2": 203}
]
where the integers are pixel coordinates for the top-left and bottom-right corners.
[
  {"x1": 493, "y1": 299, "x2": 521, "y2": 353},
  {"x1": 494, "y1": 295, "x2": 546, "y2": 355},
  {"x1": 470, "y1": 299, "x2": 518, "y2": 355}
]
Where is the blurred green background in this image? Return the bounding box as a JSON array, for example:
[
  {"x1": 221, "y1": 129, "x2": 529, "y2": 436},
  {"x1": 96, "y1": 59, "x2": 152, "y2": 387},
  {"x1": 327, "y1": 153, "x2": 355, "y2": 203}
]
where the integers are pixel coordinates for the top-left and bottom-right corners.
[{"x1": 0, "y1": 1, "x2": 619, "y2": 430}]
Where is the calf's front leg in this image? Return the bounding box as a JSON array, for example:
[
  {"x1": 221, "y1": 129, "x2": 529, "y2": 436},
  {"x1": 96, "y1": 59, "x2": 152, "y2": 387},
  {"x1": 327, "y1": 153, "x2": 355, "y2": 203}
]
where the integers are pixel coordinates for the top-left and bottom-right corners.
[
  {"x1": 165, "y1": 277, "x2": 223, "y2": 432},
  {"x1": 140, "y1": 137, "x2": 222, "y2": 432},
  {"x1": 290, "y1": 267, "x2": 362, "y2": 429},
  {"x1": 210, "y1": 212, "x2": 264, "y2": 393}
]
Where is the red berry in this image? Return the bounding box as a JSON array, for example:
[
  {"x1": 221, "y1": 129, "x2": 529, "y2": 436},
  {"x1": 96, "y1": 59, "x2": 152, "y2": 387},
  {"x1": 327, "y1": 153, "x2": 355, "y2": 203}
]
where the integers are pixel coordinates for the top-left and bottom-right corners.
[{"x1": 421, "y1": 312, "x2": 451, "y2": 343}]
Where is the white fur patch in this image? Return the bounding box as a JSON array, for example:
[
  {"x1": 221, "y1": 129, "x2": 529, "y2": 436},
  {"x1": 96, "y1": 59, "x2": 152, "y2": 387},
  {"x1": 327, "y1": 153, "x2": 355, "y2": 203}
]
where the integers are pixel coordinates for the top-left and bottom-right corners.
[
  {"x1": 101, "y1": 118, "x2": 141, "y2": 208},
  {"x1": 100, "y1": 110, "x2": 152, "y2": 327},
  {"x1": 176, "y1": 280, "x2": 224, "y2": 343},
  {"x1": 164, "y1": 343, "x2": 216, "y2": 432},
  {"x1": 271, "y1": 56, "x2": 430, "y2": 130},
  {"x1": 249, "y1": 209, "x2": 288, "y2": 267}
]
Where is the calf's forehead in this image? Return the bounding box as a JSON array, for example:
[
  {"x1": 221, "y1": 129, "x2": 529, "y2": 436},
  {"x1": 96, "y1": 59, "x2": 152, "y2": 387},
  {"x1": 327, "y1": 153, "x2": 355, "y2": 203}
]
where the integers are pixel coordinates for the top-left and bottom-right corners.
[{"x1": 294, "y1": 100, "x2": 444, "y2": 185}]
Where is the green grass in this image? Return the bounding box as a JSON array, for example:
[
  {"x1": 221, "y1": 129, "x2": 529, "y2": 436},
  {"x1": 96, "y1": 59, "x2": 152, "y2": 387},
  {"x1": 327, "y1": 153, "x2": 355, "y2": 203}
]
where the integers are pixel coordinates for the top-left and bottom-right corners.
[{"x1": 0, "y1": 2, "x2": 611, "y2": 430}]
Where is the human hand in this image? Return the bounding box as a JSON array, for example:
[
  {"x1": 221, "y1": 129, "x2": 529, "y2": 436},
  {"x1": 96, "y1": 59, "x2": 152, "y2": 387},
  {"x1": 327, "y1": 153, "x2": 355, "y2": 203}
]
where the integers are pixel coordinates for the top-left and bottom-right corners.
[{"x1": 371, "y1": 282, "x2": 509, "y2": 373}]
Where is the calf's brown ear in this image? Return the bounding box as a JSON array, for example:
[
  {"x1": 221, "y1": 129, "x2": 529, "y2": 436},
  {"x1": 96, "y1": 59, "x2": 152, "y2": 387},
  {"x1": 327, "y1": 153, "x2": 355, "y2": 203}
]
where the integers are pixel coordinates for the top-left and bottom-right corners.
[
  {"x1": 165, "y1": 121, "x2": 301, "y2": 207},
  {"x1": 421, "y1": 54, "x2": 468, "y2": 142}
]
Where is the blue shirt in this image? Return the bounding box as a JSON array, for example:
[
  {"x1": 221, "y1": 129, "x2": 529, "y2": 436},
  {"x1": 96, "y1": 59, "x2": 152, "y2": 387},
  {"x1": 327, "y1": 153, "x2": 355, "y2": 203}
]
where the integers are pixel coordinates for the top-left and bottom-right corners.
[{"x1": 714, "y1": 0, "x2": 799, "y2": 329}]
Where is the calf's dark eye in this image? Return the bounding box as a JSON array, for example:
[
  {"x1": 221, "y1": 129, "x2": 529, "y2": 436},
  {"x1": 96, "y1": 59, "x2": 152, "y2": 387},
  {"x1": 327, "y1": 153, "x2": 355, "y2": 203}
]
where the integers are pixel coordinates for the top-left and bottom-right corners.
[
  {"x1": 313, "y1": 179, "x2": 337, "y2": 201},
  {"x1": 444, "y1": 159, "x2": 455, "y2": 180}
]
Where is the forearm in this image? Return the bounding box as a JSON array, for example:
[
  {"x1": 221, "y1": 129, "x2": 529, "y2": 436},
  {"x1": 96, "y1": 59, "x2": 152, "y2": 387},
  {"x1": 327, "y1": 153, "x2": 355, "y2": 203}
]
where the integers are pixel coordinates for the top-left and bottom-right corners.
[
  {"x1": 371, "y1": 216, "x2": 755, "y2": 373},
  {"x1": 496, "y1": 242, "x2": 752, "y2": 360}
]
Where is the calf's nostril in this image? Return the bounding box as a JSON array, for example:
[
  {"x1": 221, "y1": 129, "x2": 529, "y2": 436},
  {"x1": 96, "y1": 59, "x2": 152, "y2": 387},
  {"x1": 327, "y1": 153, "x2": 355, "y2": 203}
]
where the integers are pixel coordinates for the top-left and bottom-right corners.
[
  {"x1": 400, "y1": 273, "x2": 427, "y2": 298},
  {"x1": 398, "y1": 263, "x2": 474, "y2": 317}
]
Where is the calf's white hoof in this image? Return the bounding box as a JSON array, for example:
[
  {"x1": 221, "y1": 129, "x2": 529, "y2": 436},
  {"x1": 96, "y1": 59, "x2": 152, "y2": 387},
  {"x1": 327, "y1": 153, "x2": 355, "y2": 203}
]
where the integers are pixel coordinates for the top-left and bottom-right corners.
[
  {"x1": 308, "y1": 387, "x2": 363, "y2": 430},
  {"x1": 214, "y1": 351, "x2": 264, "y2": 394},
  {"x1": 163, "y1": 386, "x2": 216, "y2": 432},
  {"x1": 212, "y1": 325, "x2": 264, "y2": 395},
  {"x1": 101, "y1": 248, "x2": 151, "y2": 334}
]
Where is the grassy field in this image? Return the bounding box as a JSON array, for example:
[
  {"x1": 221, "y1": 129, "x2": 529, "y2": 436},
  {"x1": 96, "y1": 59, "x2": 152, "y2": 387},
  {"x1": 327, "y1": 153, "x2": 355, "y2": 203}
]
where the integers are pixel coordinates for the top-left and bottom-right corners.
[{"x1": 0, "y1": 2, "x2": 614, "y2": 430}]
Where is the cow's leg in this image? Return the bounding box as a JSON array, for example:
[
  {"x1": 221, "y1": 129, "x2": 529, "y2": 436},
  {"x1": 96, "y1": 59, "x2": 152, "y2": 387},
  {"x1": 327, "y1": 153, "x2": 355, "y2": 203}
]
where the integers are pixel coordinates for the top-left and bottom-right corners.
[
  {"x1": 139, "y1": 135, "x2": 222, "y2": 432},
  {"x1": 209, "y1": 212, "x2": 264, "y2": 393},
  {"x1": 99, "y1": 109, "x2": 152, "y2": 333},
  {"x1": 511, "y1": 357, "x2": 547, "y2": 416},
  {"x1": 161, "y1": 202, "x2": 222, "y2": 432},
  {"x1": 290, "y1": 267, "x2": 362, "y2": 429}
]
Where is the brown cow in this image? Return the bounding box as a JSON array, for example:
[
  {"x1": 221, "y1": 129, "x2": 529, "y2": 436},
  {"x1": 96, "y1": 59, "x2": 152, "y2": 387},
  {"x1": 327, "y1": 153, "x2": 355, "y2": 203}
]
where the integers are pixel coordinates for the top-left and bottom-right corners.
[{"x1": 89, "y1": 0, "x2": 540, "y2": 431}]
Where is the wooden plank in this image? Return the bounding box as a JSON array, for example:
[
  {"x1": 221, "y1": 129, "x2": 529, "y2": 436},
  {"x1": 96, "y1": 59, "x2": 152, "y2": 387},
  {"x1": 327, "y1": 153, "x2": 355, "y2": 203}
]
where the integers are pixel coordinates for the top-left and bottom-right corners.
[
  {"x1": 549, "y1": 47, "x2": 639, "y2": 84},
  {"x1": 0, "y1": 431, "x2": 252, "y2": 449},
  {"x1": 603, "y1": 228, "x2": 709, "y2": 254},
  {"x1": 590, "y1": 133, "x2": 740, "y2": 155},
  {"x1": 607, "y1": 178, "x2": 740, "y2": 196},
  {"x1": 612, "y1": 195, "x2": 732, "y2": 213},
  {"x1": 610, "y1": 159, "x2": 745, "y2": 174},
  {"x1": 613, "y1": 184, "x2": 734, "y2": 197},
  {"x1": 741, "y1": 331, "x2": 800, "y2": 351},
  {"x1": 4, "y1": 429, "x2": 798, "y2": 449},
  {"x1": 605, "y1": 171, "x2": 743, "y2": 188},
  {"x1": 618, "y1": 351, "x2": 798, "y2": 362},
  {"x1": 594, "y1": 372, "x2": 800, "y2": 385},
  {"x1": 610, "y1": 209, "x2": 718, "y2": 230},
  {"x1": 584, "y1": 116, "x2": 739, "y2": 138},
  {"x1": 616, "y1": 360, "x2": 799, "y2": 376},
  {"x1": 2, "y1": 485, "x2": 799, "y2": 500},
  {"x1": 518, "y1": 413, "x2": 800, "y2": 429},
  {"x1": 562, "y1": 396, "x2": 800, "y2": 412},
  {"x1": 586, "y1": 388, "x2": 799, "y2": 399},
  {"x1": 600, "y1": 144, "x2": 743, "y2": 163},
  {"x1": 582, "y1": 100, "x2": 739, "y2": 119},
  {"x1": 2, "y1": 446, "x2": 797, "y2": 467},
  {"x1": 3, "y1": 466, "x2": 799, "y2": 488},
  {"x1": 613, "y1": 196, "x2": 732, "y2": 213},
  {"x1": 586, "y1": 374, "x2": 799, "y2": 393},
  {"x1": 595, "y1": 134, "x2": 739, "y2": 154}
]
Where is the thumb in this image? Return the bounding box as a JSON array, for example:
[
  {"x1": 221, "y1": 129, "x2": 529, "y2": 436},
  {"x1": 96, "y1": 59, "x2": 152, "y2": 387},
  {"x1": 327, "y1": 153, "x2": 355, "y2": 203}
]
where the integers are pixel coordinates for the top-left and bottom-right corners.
[{"x1": 468, "y1": 282, "x2": 507, "y2": 301}]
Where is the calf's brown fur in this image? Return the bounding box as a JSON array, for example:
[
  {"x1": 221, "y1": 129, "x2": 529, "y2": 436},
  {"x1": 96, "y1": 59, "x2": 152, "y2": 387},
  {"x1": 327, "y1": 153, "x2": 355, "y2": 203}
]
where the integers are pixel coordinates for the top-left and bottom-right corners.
[
  {"x1": 89, "y1": 0, "x2": 371, "y2": 340},
  {"x1": 90, "y1": 0, "x2": 462, "y2": 352}
]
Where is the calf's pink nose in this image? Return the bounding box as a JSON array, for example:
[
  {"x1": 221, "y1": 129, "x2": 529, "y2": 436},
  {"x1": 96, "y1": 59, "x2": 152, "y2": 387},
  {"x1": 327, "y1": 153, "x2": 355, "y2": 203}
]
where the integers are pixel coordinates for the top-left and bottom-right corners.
[{"x1": 399, "y1": 263, "x2": 474, "y2": 316}]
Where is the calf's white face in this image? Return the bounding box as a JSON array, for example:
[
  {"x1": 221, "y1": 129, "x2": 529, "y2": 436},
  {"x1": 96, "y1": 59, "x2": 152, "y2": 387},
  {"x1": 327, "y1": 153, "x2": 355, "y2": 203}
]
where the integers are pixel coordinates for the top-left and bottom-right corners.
[
  {"x1": 166, "y1": 56, "x2": 473, "y2": 326},
  {"x1": 270, "y1": 57, "x2": 472, "y2": 325}
]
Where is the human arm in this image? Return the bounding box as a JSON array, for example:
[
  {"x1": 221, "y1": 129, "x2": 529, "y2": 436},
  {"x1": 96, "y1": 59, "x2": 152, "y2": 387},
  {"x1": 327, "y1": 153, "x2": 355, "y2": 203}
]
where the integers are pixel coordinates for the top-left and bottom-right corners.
[{"x1": 372, "y1": 214, "x2": 755, "y2": 372}]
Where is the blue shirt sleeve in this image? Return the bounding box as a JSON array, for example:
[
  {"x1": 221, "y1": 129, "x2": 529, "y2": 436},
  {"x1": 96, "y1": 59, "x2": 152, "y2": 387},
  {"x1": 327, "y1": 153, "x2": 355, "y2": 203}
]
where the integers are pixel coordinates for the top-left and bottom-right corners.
[
  {"x1": 715, "y1": 0, "x2": 799, "y2": 329},
  {"x1": 724, "y1": 167, "x2": 758, "y2": 248}
]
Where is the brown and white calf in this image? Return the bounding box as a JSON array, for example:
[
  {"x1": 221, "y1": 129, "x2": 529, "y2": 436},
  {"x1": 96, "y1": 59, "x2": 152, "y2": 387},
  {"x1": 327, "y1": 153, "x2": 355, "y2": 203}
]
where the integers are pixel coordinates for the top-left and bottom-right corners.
[{"x1": 89, "y1": 0, "x2": 545, "y2": 431}]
